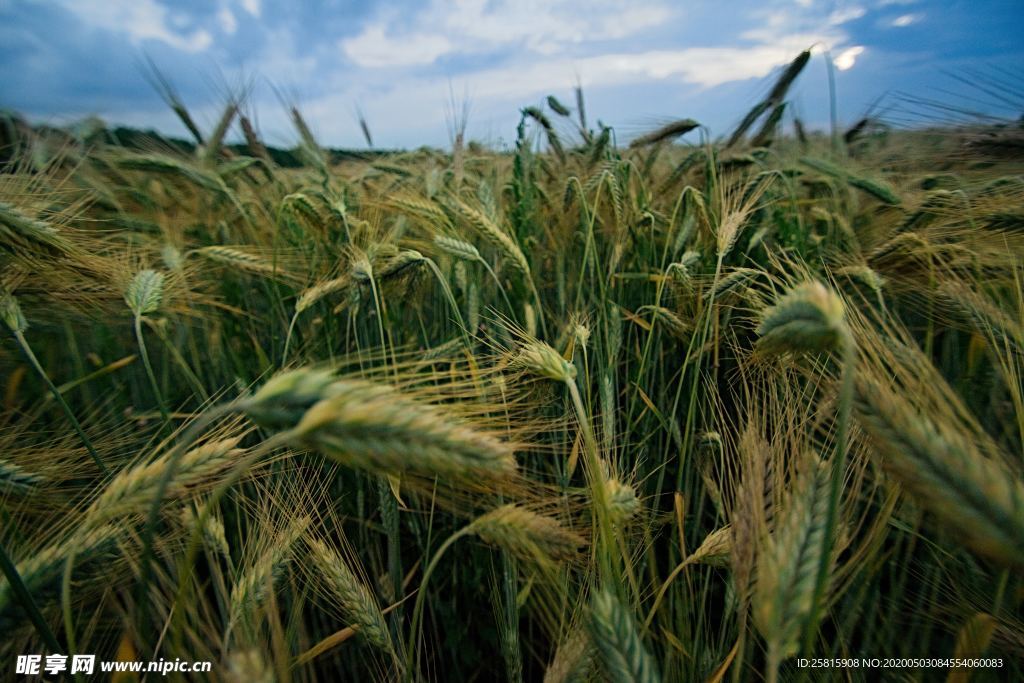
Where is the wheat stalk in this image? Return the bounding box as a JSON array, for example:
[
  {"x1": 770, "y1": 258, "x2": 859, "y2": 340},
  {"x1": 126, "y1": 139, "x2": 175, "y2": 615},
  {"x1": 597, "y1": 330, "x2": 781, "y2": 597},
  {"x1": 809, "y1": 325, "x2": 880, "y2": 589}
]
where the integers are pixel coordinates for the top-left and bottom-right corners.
[
  {"x1": 375, "y1": 249, "x2": 425, "y2": 280},
  {"x1": 730, "y1": 427, "x2": 770, "y2": 625},
  {"x1": 688, "y1": 526, "x2": 732, "y2": 567},
  {"x1": 940, "y1": 280, "x2": 1023, "y2": 351},
  {"x1": 239, "y1": 115, "x2": 269, "y2": 161},
  {"x1": 703, "y1": 268, "x2": 760, "y2": 302},
  {"x1": 523, "y1": 106, "x2": 566, "y2": 162},
  {"x1": 0, "y1": 525, "x2": 122, "y2": 630},
  {"x1": 200, "y1": 99, "x2": 238, "y2": 163},
  {"x1": 385, "y1": 195, "x2": 452, "y2": 229},
  {"x1": 2, "y1": 289, "x2": 107, "y2": 472},
  {"x1": 180, "y1": 503, "x2": 232, "y2": 562},
  {"x1": 116, "y1": 153, "x2": 227, "y2": 194},
  {"x1": 244, "y1": 368, "x2": 340, "y2": 430},
  {"x1": 125, "y1": 269, "x2": 169, "y2": 425},
  {"x1": 0, "y1": 201, "x2": 69, "y2": 256},
  {"x1": 799, "y1": 157, "x2": 900, "y2": 205},
  {"x1": 281, "y1": 192, "x2": 324, "y2": 229},
  {"x1": 638, "y1": 305, "x2": 691, "y2": 341},
  {"x1": 726, "y1": 50, "x2": 809, "y2": 148},
  {"x1": 295, "y1": 384, "x2": 516, "y2": 479},
  {"x1": 161, "y1": 244, "x2": 184, "y2": 271},
  {"x1": 835, "y1": 265, "x2": 885, "y2": 294}
]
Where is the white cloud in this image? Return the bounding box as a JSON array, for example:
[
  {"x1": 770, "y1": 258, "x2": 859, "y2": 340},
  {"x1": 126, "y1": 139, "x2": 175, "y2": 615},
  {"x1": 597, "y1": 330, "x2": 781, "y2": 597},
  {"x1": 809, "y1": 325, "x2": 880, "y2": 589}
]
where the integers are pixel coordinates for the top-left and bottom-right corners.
[
  {"x1": 341, "y1": 0, "x2": 674, "y2": 68},
  {"x1": 834, "y1": 45, "x2": 864, "y2": 70},
  {"x1": 240, "y1": 0, "x2": 261, "y2": 18},
  {"x1": 741, "y1": 2, "x2": 853, "y2": 50},
  {"x1": 341, "y1": 25, "x2": 452, "y2": 68},
  {"x1": 890, "y1": 13, "x2": 921, "y2": 27},
  {"x1": 53, "y1": 0, "x2": 212, "y2": 52},
  {"x1": 331, "y1": 42, "x2": 832, "y2": 119},
  {"x1": 440, "y1": 0, "x2": 672, "y2": 49},
  {"x1": 503, "y1": 42, "x2": 829, "y2": 92},
  {"x1": 828, "y1": 6, "x2": 866, "y2": 25},
  {"x1": 218, "y1": 7, "x2": 237, "y2": 35}
]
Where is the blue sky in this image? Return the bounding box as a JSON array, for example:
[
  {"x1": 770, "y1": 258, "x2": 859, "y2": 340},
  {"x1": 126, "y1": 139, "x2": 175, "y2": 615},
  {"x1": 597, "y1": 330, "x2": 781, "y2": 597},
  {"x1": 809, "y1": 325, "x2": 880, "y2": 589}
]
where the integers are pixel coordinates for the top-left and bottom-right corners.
[{"x1": 1, "y1": 0, "x2": 1021, "y2": 148}]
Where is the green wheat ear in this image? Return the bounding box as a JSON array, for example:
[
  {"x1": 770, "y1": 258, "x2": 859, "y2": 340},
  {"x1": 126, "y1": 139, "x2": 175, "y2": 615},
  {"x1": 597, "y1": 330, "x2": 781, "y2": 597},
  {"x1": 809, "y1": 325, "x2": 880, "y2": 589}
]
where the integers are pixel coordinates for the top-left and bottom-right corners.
[
  {"x1": 605, "y1": 478, "x2": 640, "y2": 525},
  {"x1": 513, "y1": 341, "x2": 577, "y2": 383},
  {"x1": 756, "y1": 281, "x2": 846, "y2": 356},
  {"x1": 588, "y1": 588, "x2": 661, "y2": 683},
  {"x1": 125, "y1": 269, "x2": 165, "y2": 317},
  {"x1": 433, "y1": 234, "x2": 482, "y2": 262},
  {"x1": 244, "y1": 367, "x2": 340, "y2": 430},
  {"x1": 0, "y1": 289, "x2": 27, "y2": 333}
]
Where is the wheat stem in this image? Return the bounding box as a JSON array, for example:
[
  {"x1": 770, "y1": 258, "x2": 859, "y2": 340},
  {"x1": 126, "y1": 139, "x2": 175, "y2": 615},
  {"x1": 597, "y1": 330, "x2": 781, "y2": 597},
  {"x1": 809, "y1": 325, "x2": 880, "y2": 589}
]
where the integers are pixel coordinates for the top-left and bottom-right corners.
[
  {"x1": 164, "y1": 431, "x2": 295, "y2": 654},
  {"x1": 9, "y1": 329, "x2": 107, "y2": 474},
  {"x1": 134, "y1": 314, "x2": 170, "y2": 427},
  {"x1": 0, "y1": 538, "x2": 61, "y2": 653},
  {"x1": 803, "y1": 330, "x2": 855, "y2": 653},
  {"x1": 133, "y1": 401, "x2": 240, "y2": 652},
  {"x1": 408, "y1": 526, "x2": 472, "y2": 677},
  {"x1": 567, "y1": 378, "x2": 618, "y2": 581}
]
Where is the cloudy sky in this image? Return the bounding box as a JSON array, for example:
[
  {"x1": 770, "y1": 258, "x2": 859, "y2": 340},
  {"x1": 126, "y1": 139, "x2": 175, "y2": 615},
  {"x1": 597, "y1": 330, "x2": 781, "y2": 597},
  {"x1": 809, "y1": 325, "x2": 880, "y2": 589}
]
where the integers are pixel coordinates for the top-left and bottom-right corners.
[{"x1": 1, "y1": 0, "x2": 1021, "y2": 148}]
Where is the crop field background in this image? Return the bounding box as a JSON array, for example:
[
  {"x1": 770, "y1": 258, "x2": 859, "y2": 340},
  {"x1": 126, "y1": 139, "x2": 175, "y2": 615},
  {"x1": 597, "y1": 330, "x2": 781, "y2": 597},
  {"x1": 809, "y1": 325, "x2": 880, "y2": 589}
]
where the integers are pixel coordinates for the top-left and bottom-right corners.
[{"x1": 1, "y1": 48, "x2": 1023, "y2": 682}]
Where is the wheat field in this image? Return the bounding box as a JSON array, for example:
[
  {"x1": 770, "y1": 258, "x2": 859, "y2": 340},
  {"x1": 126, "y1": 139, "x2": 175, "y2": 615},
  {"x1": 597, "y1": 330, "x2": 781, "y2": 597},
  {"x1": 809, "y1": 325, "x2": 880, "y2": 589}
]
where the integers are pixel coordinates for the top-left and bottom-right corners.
[{"x1": 1, "y1": 51, "x2": 1023, "y2": 681}]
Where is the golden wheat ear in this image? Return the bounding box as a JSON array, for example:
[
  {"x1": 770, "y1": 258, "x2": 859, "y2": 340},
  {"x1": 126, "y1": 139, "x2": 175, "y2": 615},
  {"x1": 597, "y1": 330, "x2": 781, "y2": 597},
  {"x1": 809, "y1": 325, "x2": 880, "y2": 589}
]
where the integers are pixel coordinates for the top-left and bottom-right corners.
[
  {"x1": 305, "y1": 537, "x2": 394, "y2": 656},
  {"x1": 544, "y1": 628, "x2": 596, "y2": 683},
  {"x1": 469, "y1": 504, "x2": 584, "y2": 563},
  {"x1": 244, "y1": 368, "x2": 518, "y2": 481},
  {"x1": 853, "y1": 375, "x2": 1024, "y2": 568},
  {"x1": 84, "y1": 437, "x2": 244, "y2": 526}
]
